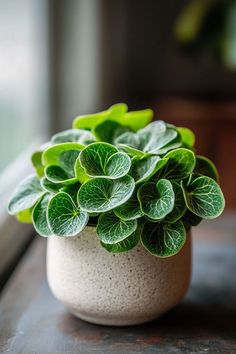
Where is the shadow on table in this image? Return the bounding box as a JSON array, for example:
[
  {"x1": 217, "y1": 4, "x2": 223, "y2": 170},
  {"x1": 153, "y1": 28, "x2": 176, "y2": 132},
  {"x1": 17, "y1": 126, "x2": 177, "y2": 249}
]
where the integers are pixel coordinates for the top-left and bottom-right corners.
[{"x1": 58, "y1": 299, "x2": 236, "y2": 345}]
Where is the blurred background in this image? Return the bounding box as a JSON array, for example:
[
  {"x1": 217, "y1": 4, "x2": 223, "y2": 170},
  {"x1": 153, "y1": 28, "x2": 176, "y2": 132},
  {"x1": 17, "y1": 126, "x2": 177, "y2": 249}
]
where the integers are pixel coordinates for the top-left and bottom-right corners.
[{"x1": 0, "y1": 0, "x2": 236, "y2": 208}]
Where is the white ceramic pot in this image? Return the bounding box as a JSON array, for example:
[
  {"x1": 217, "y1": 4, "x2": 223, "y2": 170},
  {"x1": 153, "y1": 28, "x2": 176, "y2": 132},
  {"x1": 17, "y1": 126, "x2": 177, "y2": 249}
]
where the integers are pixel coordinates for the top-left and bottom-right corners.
[{"x1": 47, "y1": 226, "x2": 191, "y2": 326}]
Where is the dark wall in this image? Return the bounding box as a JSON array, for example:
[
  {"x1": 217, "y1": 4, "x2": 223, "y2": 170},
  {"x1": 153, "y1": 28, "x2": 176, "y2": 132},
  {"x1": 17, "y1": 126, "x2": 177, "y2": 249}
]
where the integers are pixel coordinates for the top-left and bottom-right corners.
[{"x1": 101, "y1": 0, "x2": 236, "y2": 106}]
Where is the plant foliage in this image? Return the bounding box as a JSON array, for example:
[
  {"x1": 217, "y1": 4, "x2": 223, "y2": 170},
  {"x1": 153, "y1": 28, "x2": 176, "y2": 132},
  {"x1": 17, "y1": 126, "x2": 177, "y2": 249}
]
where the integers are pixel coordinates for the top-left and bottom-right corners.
[{"x1": 8, "y1": 104, "x2": 225, "y2": 258}]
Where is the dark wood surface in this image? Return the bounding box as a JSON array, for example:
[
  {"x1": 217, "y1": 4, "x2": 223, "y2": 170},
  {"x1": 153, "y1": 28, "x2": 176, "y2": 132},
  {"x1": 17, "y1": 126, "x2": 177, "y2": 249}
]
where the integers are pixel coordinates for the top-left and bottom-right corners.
[{"x1": 0, "y1": 213, "x2": 236, "y2": 354}]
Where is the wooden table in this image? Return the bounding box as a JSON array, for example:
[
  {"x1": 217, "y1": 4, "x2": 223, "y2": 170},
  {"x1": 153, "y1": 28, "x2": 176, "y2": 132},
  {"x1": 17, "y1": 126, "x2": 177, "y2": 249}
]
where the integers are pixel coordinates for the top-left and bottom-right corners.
[{"x1": 0, "y1": 213, "x2": 236, "y2": 353}]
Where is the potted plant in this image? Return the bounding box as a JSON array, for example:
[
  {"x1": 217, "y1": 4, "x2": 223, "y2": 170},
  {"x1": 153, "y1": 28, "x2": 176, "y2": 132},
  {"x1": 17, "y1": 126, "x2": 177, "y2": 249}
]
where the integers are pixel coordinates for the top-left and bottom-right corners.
[{"x1": 8, "y1": 103, "x2": 225, "y2": 326}]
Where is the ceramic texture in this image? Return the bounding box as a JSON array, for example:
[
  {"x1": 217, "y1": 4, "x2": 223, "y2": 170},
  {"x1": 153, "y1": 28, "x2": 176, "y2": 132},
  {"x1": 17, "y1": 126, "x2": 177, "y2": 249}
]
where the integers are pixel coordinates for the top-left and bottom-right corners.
[{"x1": 47, "y1": 226, "x2": 191, "y2": 326}]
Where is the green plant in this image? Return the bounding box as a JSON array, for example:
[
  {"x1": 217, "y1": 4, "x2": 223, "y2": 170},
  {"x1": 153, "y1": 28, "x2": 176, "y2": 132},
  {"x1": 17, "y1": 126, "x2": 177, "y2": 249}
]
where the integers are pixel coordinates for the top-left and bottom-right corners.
[{"x1": 8, "y1": 103, "x2": 225, "y2": 258}]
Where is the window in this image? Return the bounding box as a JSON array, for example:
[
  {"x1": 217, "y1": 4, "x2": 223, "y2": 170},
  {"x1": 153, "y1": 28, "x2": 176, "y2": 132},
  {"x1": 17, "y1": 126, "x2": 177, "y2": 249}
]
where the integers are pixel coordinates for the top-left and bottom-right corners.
[
  {"x1": 0, "y1": 0, "x2": 49, "y2": 284},
  {"x1": 0, "y1": 0, "x2": 49, "y2": 173},
  {"x1": 0, "y1": 0, "x2": 104, "y2": 270}
]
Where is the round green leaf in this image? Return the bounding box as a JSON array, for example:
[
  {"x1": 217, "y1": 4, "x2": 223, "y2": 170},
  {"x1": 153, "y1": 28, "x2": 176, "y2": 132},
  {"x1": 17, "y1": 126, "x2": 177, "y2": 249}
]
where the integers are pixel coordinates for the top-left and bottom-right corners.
[
  {"x1": 160, "y1": 148, "x2": 196, "y2": 180},
  {"x1": 79, "y1": 142, "x2": 131, "y2": 179},
  {"x1": 130, "y1": 156, "x2": 169, "y2": 184},
  {"x1": 47, "y1": 192, "x2": 88, "y2": 236},
  {"x1": 32, "y1": 193, "x2": 53, "y2": 237},
  {"x1": 137, "y1": 122, "x2": 177, "y2": 152},
  {"x1": 108, "y1": 103, "x2": 128, "y2": 119},
  {"x1": 60, "y1": 183, "x2": 81, "y2": 203},
  {"x1": 117, "y1": 109, "x2": 153, "y2": 131},
  {"x1": 72, "y1": 103, "x2": 128, "y2": 130},
  {"x1": 116, "y1": 122, "x2": 180, "y2": 156},
  {"x1": 72, "y1": 110, "x2": 108, "y2": 129},
  {"x1": 93, "y1": 120, "x2": 129, "y2": 144},
  {"x1": 16, "y1": 209, "x2": 32, "y2": 224},
  {"x1": 101, "y1": 227, "x2": 140, "y2": 253},
  {"x1": 138, "y1": 179, "x2": 175, "y2": 220},
  {"x1": 45, "y1": 165, "x2": 77, "y2": 185},
  {"x1": 118, "y1": 144, "x2": 149, "y2": 159},
  {"x1": 59, "y1": 150, "x2": 80, "y2": 176},
  {"x1": 41, "y1": 177, "x2": 62, "y2": 193},
  {"x1": 195, "y1": 155, "x2": 219, "y2": 182},
  {"x1": 51, "y1": 129, "x2": 95, "y2": 145},
  {"x1": 42, "y1": 143, "x2": 83, "y2": 166},
  {"x1": 138, "y1": 120, "x2": 166, "y2": 136},
  {"x1": 141, "y1": 221, "x2": 186, "y2": 258},
  {"x1": 131, "y1": 156, "x2": 160, "y2": 183},
  {"x1": 164, "y1": 182, "x2": 187, "y2": 223},
  {"x1": 79, "y1": 142, "x2": 117, "y2": 176},
  {"x1": 78, "y1": 175, "x2": 135, "y2": 213},
  {"x1": 97, "y1": 212, "x2": 137, "y2": 244},
  {"x1": 114, "y1": 190, "x2": 142, "y2": 220},
  {"x1": 141, "y1": 127, "x2": 178, "y2": 154},
  {"x1": 74, "y1": 158, "x2": 91, "y2": 183},
  {"x1": 154, "y1": 142, "x2": 182, "y2": 155},
  {"x1": 8, "y1": 175, "x2": 45, "y2": 215},
  {"x1": 182, "y1": 209, "x2": 202, "y2": 227},
  {"x1": 177, "y1": 127, "x2": 195, "y2": 147},
  {"x1": 106, "y1": 152, "x2": 131, "y2": 178},
  {"x1": 182, "y1": 176, "x2": 225, "y2": 219},
  {"x1": 45, "y1": 149, "x2": 79, "y2": 185},
  {"x1": 31, "y1": 151, "x2": 44, "y2": 177},
  {"x1": 115, "y1": 132, "x2": 149, "y2": 158},
  {"x1": 115, "y1": 132, "x2": 140, "y2": 149}
]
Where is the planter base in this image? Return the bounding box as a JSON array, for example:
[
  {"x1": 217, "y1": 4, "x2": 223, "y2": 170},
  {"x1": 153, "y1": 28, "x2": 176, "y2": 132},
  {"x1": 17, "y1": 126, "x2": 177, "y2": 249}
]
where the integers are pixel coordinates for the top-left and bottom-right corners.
[
  {"x1": 47, "y1": 227, "x2": 191, "y2": 326},
  {"x1": 69, "y1": 309, "x2": 168, "y2": 327}
]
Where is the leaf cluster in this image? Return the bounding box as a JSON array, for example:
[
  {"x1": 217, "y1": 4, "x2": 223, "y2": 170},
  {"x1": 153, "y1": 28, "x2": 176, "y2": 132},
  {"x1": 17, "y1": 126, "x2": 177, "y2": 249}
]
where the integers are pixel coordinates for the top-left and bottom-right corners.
[{"x1": 8, "y1": 103, "x2": 225, "y2": 258}]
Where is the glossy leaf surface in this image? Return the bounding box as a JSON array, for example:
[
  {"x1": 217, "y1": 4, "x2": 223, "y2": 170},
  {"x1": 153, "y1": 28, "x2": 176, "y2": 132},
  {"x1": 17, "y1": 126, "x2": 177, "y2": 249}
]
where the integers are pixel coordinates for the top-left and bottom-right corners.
[
  {"x1": 195, "y1": 155, "x2": 219, "y2": 182},
  {"x1": 32, "y1": 193, "x2": 53, "y2": 237},
  {"x1": 159, "y1": 148, "x2": 196, "y2": 180},
  {"x1": 78, "y1": 176, "x2": 135, "y2": 213},
  {"x1": 182, "y1": 176, "x2": 225, "y2": 219},
  {"x1": 131, "y1": 156, "x2": 168, "y2": 184},
  {"x1": 97, "y1": 212, "x2": 137, "y2": 244},
  {"x1": 101, "y1": 227, "x2": 140, "y2": 253},
  {"x1": 141, "y1": 220, "x2": 186, "y2": 257},
  {"x1": 177, "y1": 127, "x2": 195, "y2": 147},
  {"x1": 52, "y1": 129, "x2": 95, "y2": 145},
  {"x1": 48, "y1": 192, "x2": 88, "y2": 236},
  {"x1": 79, "y1": 143, "x2": 131, "y2": 179},
  {"x1": 164, "y1": 182, "x2": 187, "y2": 223},
  {"x1": 94, "y1": 120, "x2": 129, "y2": 144},
  {"x1": 138, "y1": 179, "x2": 175, "y2": 220},
  {"x1": 31, "y1": 151, "x2": 44, "y2": 177},
  {"x1": 8, "y1": 175, "x2": 45, "y2": 215},
  {"x1": 42, "y1": 143, "x2": 83, "y2": 166},
  {"x1": 114, "y1": 190, "x2": 142, "y2": 220}
]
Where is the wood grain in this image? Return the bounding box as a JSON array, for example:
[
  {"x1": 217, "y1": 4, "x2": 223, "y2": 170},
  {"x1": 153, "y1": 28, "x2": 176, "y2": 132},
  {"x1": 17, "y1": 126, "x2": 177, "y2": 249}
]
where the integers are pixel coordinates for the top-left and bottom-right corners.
[{"x1": 0, "y1": 213, "x2": 236, "y2": 353}]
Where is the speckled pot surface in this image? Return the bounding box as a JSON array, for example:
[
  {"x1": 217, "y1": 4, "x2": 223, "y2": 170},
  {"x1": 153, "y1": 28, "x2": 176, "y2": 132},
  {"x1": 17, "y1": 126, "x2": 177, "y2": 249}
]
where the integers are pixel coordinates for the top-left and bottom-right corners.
[{"x1": 47, "y1": 226, "x2": 191, "y2": 326}]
